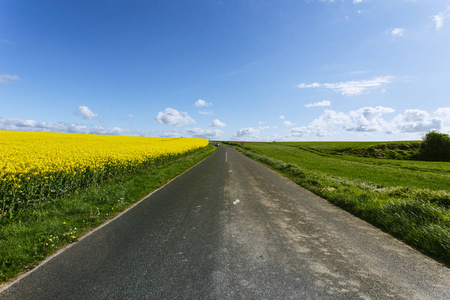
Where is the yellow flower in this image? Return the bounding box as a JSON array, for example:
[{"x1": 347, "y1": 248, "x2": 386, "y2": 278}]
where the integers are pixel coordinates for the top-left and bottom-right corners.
[{"x1": 0, "y1": 131, "x2": 208, "y2": 212}]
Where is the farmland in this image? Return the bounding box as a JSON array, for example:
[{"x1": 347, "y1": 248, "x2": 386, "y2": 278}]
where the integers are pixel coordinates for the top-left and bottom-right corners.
[
  {"x1": 0, "y1": 131, "x2": 209, "y2": 218},
  {"x1": 225, "y1": 141, "x2": 450, "y2": 264},
  {"x1": 0, "y1": 131, "x2": 213, "y2": 283},
  {"x1": 239, "y1": 142, "x2": 450, "y2": 192}
]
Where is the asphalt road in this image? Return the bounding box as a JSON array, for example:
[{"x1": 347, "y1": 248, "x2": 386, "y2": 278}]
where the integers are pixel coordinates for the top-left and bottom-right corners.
[{"x1": 1, "y1": 145, "x2": 450, "y2": 299}]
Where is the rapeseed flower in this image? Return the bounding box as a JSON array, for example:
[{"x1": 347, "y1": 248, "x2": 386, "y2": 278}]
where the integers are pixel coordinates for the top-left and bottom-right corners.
[{"x1": 0, "y1": 131, "x2": 208, "y2": 215}]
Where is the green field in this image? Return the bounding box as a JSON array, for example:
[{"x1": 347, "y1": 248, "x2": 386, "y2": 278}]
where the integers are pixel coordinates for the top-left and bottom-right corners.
[
  {"x1": 242, "y1": 142, "x2": 450, "y2": 192},
  {"x1": 225, "y1": 141, "x2": 450, "y2": 265}
]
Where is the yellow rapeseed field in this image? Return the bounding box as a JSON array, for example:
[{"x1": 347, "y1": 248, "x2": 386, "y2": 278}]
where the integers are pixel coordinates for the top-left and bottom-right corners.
[{"x1": 0, "y1": 130, "x2": 208, "y2": 216}]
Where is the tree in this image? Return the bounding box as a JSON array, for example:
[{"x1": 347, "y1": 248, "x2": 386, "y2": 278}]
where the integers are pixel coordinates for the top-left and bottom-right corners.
[{"x1": 420, "y1": 131, "x2": 450, "y2": 161}]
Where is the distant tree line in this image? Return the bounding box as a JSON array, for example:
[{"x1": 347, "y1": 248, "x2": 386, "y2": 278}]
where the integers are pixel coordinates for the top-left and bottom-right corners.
[{"x1": 420, "y1": 131, "x2": 450, "y2": 161}]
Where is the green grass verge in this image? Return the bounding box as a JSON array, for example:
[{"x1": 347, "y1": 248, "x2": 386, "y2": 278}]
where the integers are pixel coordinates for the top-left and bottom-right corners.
[
  {"x1": 0, "y1": 145, "x2": 216, "y2": 284},
  {"x1": 224, "y1": 142, "x2": 450, "y2": 266}
]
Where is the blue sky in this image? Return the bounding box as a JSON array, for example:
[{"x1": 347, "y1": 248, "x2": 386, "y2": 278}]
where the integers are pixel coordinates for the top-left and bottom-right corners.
[{"x1": 1, "y1": 0, "x2": 450, "y2": 141}]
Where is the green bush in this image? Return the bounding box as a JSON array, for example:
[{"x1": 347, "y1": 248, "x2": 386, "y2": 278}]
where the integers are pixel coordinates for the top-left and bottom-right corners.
[{"x1": 420, "y1": 131, "x2": 450, "y2": 161}]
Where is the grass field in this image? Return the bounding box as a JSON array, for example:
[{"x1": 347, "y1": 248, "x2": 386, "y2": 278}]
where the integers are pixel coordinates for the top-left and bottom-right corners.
[
  {"x1": 243, "y1": 142, "x2": 450, "y2": 192},
  {"x1": 225, "y1": 141, "x2": 450, "y2": 265}
]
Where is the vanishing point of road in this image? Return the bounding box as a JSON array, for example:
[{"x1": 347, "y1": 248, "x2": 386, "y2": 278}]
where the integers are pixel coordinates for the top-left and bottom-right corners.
[{"x1": 1, "y1": 145, "x2": 449, "y2": 299}]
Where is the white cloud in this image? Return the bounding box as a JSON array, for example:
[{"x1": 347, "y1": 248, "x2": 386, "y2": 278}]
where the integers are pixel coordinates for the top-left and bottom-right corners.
[
  {"x1": 400, "y1": 109, "x2": 428, "y2": 122},
  {"x1": 290, "y1": 109, "x2": 351, "y2": 137},
  {"x1": 298, "y1": 83, "x2": 321, "y2": 89},
  {"x1": 283, "y1": 121, "x2": 294, "y2": 126},
  {"x1": 0, "y1": 74, "x2": 20, "y2": 84},
  {"x1": 195, "y1": 99, "x2": 212, "y2": 107},
  {"x1": 128, "y1": 114, "x2": 134, "y2": 118},
  {"x1": 347, "y1": 106, "x2": 395, "y2": 132},
  {"x1": 282, "y1": 106, "x2": 449, "y2": 140},
  {"x1": 434, "y1": 15, "x2": 445, "y2": 30},
  {"x1": 323, "y1": 76, "x2": 392, "y2": 96},
  {"x1": 391, "y1": 28, "x2": 405, "y2": 36},
  {"x1": 305, "y1": 100, "x2": 331, "y2": 108},
  {"x1": 394, "y1": 109, "x2": 442, "y2": 133},
  {"x1": 302, "y1": 107, "x2": 442, "y2": 137},
  {"x1": 279, "y1": 115, "x2": 285, "y2": 119},
  {"x1": 185, "y1": 128, "x2": 223, "y2": 139},
  {"x1": 434, "y1": 107, "x2": 450, "y2": 120},
  {"x1": 435, "y1": 107, "x2": 450, "y2": 133},
  {"x1": 0, "y1": 117, "x2": 126, "y2": 135},
  {"x1": 298, "y1": 76, "x2": 393, "y2": 96},
  {"x1": 232, "y1": 127, "x2": 260, "y2": 140},
  {"x1": 353, "y1": 0, "x2": 362, "y2": 3},
  {"x1": 291, "y1": 126, "x2": 309, "y2": 137},
  {"x1": 158, "y1": 130, "x2": 183, "y2": 138},
  {"x1": 432, "y1": 6, "x2": 450, "y2": 30},
  {"x1": 80, "y1": 126, "x2": 126, "y2": 135},
  {"x1": 198, "y1": 110, "x2": 213, "y2": 115},
  {"x1": 75, "y1": 106, "x2": 97, "y2": 119},
  {"x1": 155, "y1": 108, "x2": 195, "y2": 126},
  {"x1": 290, "y1": 107, "x2": 395, "y2": 137},
  {"x1": 309, "y1": 110, "x2": 352, "y2": 136},
  {"x1": 210, "y1": 119, "x2": 227, "y2": 127}
]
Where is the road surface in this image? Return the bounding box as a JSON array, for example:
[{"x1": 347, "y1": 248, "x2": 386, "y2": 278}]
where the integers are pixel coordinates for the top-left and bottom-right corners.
[{"x1": 1, "y1": 145, "x2": 449, "y2": 299}]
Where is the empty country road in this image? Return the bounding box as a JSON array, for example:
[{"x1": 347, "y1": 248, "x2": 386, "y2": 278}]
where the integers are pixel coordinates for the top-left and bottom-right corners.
[{"x1": 1, "y1": 145, "x2": 449, "y2": 299}]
